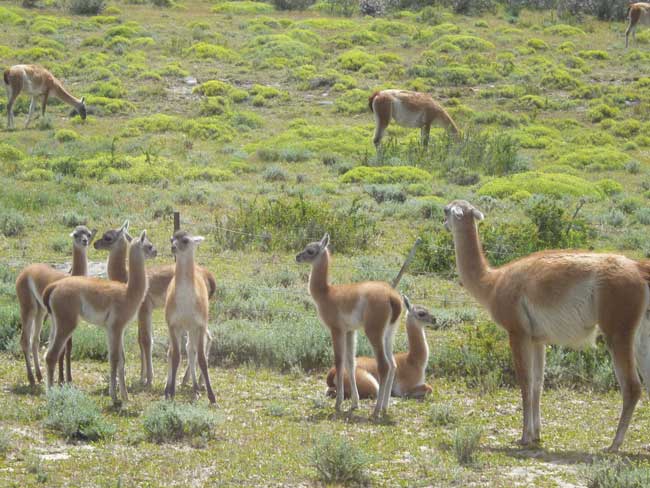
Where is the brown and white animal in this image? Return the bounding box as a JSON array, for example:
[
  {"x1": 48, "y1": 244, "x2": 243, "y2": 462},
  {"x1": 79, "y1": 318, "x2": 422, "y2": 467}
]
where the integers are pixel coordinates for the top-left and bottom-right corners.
[
  {"x1": 15, "y1": 226, "x2": 94, "y2": 386},
  {"x1": 43, "y1": 230, "x2": 157, "y2": 405},
  {"x1": 94, "y1": 221, "x2": 216, "y2": 386},
  {"x1": 164, "y1": 231, "x2": 216, "y2": 404},
  {"x1": 444, "y1": 199, "x2": 650, "y2": 452},
  {"x1": 326, "y1": 295, "x2": 435, "y2": 400},
  {"x1": 626, "y1": 3, "x2": 650, "y2": 48},
  {"x1": 4, "y1": 64, "x2": 87, "y2": 129},
  {"x1": 296, "y1": 233, "x2": 402, "y2": 418},
  {"x1": 368, "y1": 89, "x2": 460, "y2": 151}
]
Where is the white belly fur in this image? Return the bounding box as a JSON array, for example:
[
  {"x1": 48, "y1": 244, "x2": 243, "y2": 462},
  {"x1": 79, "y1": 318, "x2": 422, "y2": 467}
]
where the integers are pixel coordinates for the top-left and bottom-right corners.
[
  {"x1": 332, "y1": 296, "x2": 367, "y2": 332},
  {"x1": 521, "y1": 280, "x2": 599, "y2": 348}
]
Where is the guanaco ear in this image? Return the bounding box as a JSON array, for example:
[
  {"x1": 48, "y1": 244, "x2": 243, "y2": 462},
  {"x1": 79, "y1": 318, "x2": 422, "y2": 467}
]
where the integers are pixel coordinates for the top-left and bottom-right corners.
[
  {"x1": 192, "y1": 236, "x2": 205, "y2": 245},
  {"x1": 472, "y1": 208, "x2": 484, "y2": 221},
  {"x1": 124, "y1": 231, "x2": 133, "y2": 243},
  {"x1": 119, "y1": 219, "x2": 130, "y2": 233},
  {"x1": 90, "y1": 228, "x2": 98, "y2": 241},
  {"x1": 139, "y1": 230, "x2": 147, "y2": 243},
  {"x1": 320, "y1": 233, "x2": 330, "y2": 250},
  {"x1": 451, "y1": 206, "x2": 464, "y2": 219},
  {"x1": 402, "y1": 294, "x2": 412, "y2": 312},
  {"x1": 80, "y1": 97, "x2": 85, "y2": 105}
]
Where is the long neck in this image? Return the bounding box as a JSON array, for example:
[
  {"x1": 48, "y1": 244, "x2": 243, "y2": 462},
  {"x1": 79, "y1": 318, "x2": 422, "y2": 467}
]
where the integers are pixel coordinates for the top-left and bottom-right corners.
[
  {"x1": 309, "y1": 250, "x2": 330, "y2": 296},
  {"x1": 70, "y1": 245, "x2": 88, "y2": 276},
  {"x1": 452, "y1": 222, "x2": 494, "y2": 304},
  {"x1": 174, "y1": 250, "x2": 196, "y2": 286},
  {"x1": 107, "y1": 237, "x2": 129, "y2": 283},
  {"x1": 52, "y1": 80, "x2": 82, "y2": 109},
  {"x1": 125, "y1": 244, "x2": 147, "y2": 309},
  {"x1": 405, "y1": 320, "x2": 428, "y2": 366}
]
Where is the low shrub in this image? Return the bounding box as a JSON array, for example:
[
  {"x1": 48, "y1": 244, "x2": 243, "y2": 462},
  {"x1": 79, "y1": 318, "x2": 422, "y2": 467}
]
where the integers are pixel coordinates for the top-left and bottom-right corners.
[
  {"x1": 0, "y1": 305, "x2": 20, "y2": 352},
  {"x1": 429, "y1": 403, "x2": 458, "y2": 427},
  {"x1": 71, "y1": 328, "x2": 108, "y2": 361},
  {"x1": 67, "y1": 0, "x2": 105, "y2": 15},
  {"x1": 55, "y1": 129, "x2": 80, "y2": 142},
  {"x1": 272, "y1": 0, "x2": 315, "y2": 9},
  {"x1": 365, "y1": 184, "x2": 406, "y2": 203},
  {"x1": 213, "y1": 196, "x2": 376, "y2": 253},
  {"x1": 556, "y1": 147, "x2": 630, "y2": 171},
  {"x1": 453, "y1": 426, "x2": 482, "y2": 465},
  {"x1": 44, "y1": 385, "x2": 115, "y2": 441},
  {"x1": 212, "y1": 1, "x2": 274, "y2": 13},
  {"x1": 142, "y1": 401, "x2": 223, "y2": 444},
  {"x1": 588, "y1": 460, "x2": 650, "y2": 488},
  {"x1": 0, "y1": 209, "x2": 26, "y2": 237},
  {"x1": 340, "y1": 166, "x2": 430, "y2": 184},
  {"x1": 478, "y1": 172, "x2": 604, "y2": 200},
  {"x1": 0, "y1": 428, "x2": 9, "y2": 458},
  {"x1": 310, "y1": 434, "x2": 370, "y2": 486}
]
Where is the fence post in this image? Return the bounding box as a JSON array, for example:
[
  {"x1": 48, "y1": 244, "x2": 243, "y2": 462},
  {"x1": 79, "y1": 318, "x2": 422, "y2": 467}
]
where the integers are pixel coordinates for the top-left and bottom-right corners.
[
  {"x1": 392, "y1": 237, "x2": 422, "y2": 288},
  {"x1": 173, "y1": 211, "x2": 180, "y2": 232}
]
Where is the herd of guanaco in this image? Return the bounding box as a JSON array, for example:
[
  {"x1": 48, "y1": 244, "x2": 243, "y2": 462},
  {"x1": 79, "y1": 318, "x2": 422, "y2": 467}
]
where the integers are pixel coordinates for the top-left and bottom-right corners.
[{"x1": 7, "y1": 7, "x2": 650, "y2": 453}]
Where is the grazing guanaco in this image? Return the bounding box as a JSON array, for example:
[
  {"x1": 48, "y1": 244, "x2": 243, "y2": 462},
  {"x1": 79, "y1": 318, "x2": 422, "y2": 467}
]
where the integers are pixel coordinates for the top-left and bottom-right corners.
[
  {"x1": 164, "y1": 231, "x2": 216, "y2": 404},
  {"x1": 626, "y1": 3, "x2": 650, "y2": 48},
  {"x1": 296, "y1": 233, "x2": 402, "y2": 418},
  {"x1": 4, "y1": 64, "x2": 86, "y2": 129},
  {"x1": 15, "y1": 226, "x2": 94, "y2": 386},
  {"x1": 94, "y1": 221, "x2": 216, "y2": 386},
  {"x1": 444, "y1": 199, "x2": 650, "y2": 452},
  {"x1": 43, "y1": 231, "x2": 157, "y2": 405},
  {"x1": 368, "y1": 89, "x2": 460, "y2": 151},
  {"x1": 326, "y1": 295, "x2": 435, "y2": 400}
]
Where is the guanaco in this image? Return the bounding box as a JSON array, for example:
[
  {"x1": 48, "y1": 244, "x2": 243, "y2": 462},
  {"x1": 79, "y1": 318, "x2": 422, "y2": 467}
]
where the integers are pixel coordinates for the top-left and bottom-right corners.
[
  {"x1": 43, "y1": 230, "x2": 157, "y2": 405},
  {"x1": 4, "y1": 64, "x2": 86, "y2": 129},
  {"x1": 326, "y1": 295, "x2": 435, "y2": 400},
  {"x1": 626, "y1": 3, "x2": 650, "y2": 48},
  {"x1": 15, "y1": 226, "x2": 95, "y2": 386},
  {"x1": 369, "y1": 89, "x2": 460, "y2": 151},
  {"x1": 444, "y1": 199, "x2": 650, "y2": 452},
  {"x1": 297, "y1": 233, "x2": 402, "y2": 418},
  {"x1": 164, "y1": 231, "x2": 216, "y2": 404}
]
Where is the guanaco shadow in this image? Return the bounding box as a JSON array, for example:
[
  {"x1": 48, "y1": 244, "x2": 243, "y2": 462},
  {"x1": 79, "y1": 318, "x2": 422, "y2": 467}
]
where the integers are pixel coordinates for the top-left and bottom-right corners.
[
  {"x1": 486, "y1": 445, "x2": 650, "y2": 465},
  {"x1": 10, "y1": 383, "x2": 44, "y2": 396},
  {"x1": 300, "y1": 405, "x2": 397, "y2": 426}
]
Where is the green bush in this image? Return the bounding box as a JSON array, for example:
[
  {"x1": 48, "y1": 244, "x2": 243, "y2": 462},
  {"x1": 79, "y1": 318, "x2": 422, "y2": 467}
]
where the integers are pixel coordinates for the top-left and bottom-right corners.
[
  {"x1": 429, "y1": 403, "x2": 458, "y2": 427},
  {"x1": 54, "y1": 129, "x2": 80, "y2": 142},
  {"x1": 588, "y1": 460, "x2": 650, "y2": 488},
  {"x1": 478, "y1": 172, "x2": 604, "y2": 200},
  {"x1": 340, "y1": 166, "x2": 430, "y2": 184},
  {"x1": 587, "y1": 104, "x2": 619, "y2": 122},
  {"x1": 596, "y1": 179, "x2": 623, "y2": 196},
  {"x1": 432, "y1": 35, "x2": 494, "y2": 51},
  {"x1": 44, "y1": 385, "x2": 115, "y2": 441},
  {"x1": 310, "y1": 434, "x2": 370, "y2": 486},
  {"x1": 67, "y1": 0, "x2": 105, "y2": 15},
  {"x1": 556, "y1": 147, "x2": 630, "y2": 171},
  {"x1": 0, "y1": 209, "x2": 26, "y2": 237},
  {"x1": 212, "y1": 1, "x2": 274, "y2": 13},
  {"x1": 142, "y1": 401, "x2": 223, "y2": 444},
  {"x1": 453, "y1": 426, "x2": 482, "y2": 465},
  {"x1": 71, "y1": 328, "x2": 108, "y2": 361},
  {"x1": 0, "y1": 305, "x2": 20, "y2": 352},
  {"x1": 0, "y1": 143, "x2": 26, "y2": 162},
  {"x1": 213, "y1": 196, "x2": 376, "y2": 253}
]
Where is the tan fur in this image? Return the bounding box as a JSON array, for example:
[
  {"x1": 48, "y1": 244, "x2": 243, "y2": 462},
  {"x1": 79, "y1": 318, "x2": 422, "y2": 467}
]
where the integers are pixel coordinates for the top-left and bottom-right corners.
[
  {"x1": 445, "y1": 199, "x2": 650, "y2": 452},
  {"x1": 626, "y1": 3, "x2": 650, "y2": 48},
  {"x1": 297, "y1": 234, "x2": 402, "y2": 418},
  {"x1": 15, "y1": 226, "x2": 93, "y2": 386},
  {"x1": 164, "y1": 231, "x2": 216, "y2": 404},
  {"x1": 4, "y1": 64, "x2": 86, "y2": 129},
  {"x1": 370, "y1": 89, "x2": 460, "y2": 151},
  {"x1": 43, "y1": 231, "x2": 156, "y2": 405},
  {"x1": 326, "y1": 300, "x2": 434, "y2": 400}
]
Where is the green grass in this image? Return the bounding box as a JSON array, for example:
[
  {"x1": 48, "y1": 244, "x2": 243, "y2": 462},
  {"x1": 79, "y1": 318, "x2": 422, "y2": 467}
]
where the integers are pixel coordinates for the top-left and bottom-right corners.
[{"x1": 2, "y1": 0, "x2": 650, "y2": 485}]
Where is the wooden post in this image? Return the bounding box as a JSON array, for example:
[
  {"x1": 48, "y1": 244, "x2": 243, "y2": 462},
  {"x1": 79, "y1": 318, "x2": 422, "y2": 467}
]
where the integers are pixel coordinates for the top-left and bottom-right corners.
[
  {"x1": 173, "y1": 211, "x2": 180, "y2": 232},
  {"x1": 392, "y1": 237, "x2": 422, "y2": 288}
]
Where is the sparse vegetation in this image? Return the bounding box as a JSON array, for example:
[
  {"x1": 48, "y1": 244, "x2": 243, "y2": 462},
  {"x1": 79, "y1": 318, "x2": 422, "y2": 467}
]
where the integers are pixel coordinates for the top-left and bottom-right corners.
[{"x1": 310, "y1": 434, "x2": 370, "y2": 486}]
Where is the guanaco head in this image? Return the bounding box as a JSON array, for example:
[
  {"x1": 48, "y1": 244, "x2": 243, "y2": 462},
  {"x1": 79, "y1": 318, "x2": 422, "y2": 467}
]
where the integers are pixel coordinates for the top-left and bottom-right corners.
[
  {"x1": 71, "y1": 225, "x2": 94, "y2": 249},
  {"x1": 403, "y1": 295, "x2": 437, "y2": 329},
  {"x1": 94, "y1": 220, "x2": 130, "y2": 251},
  {"x1": 132, "y1": 229, "x2": 157, "y2": 258},
  {"x1": 78, "y1": 97, "x2": 87, "y2": 120},
  {"x1": 171, "y1": 230, "x2": 204, "y2": 257},
  {"x1": 443, "y1": 200, "x2": 483, "y2": 232},
  {"x1": 295, "y1": 233, "x2": 329, "y2": 264}
]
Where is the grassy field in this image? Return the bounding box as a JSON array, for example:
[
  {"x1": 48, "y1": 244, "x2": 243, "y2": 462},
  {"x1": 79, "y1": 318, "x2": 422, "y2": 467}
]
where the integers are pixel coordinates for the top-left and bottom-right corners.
[{"x1": 3, "y1": 0, "x2": 650, "y2": 485}]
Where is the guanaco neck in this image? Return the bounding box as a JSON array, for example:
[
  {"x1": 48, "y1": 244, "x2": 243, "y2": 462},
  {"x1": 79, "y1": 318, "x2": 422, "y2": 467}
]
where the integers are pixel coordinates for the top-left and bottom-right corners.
[
  {"x1": 107, "y1": 237, "x2": 129, "y2": 283},
  {"x1": 309, "y1": 250, "x2": 330, "y2": 297},
  {"x1": 125, "y1": 244, "x2": 147, "y2": 309},
  {"x1": 452, "y1": 221, "x2": 495, "y2": 304},
  {"x1": 405, "y1": 318, "x2": 428, "y2": 366},
  {"x1": 174, "y1": 250, "x2": 196, "y2": 288},
  {"x1": 52, "y1": 80, "x2": 82, "y2": 109},
  {"x1": 70, "y1": 245, "x2": 88, "y2": 277}
]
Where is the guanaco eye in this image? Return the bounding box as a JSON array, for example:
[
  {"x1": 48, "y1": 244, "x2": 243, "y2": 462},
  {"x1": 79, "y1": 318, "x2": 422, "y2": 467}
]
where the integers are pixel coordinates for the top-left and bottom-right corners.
[
  {"x1": 105, "y1": 236, "x2": 112, "y2": 242},
  {"x1": 182, "y1": 237, "x2": 189, "y2": 244},
  {"x1": 307, "y1": 249, "x2": 315, "y2": 255}
]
